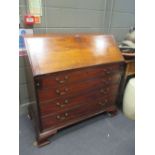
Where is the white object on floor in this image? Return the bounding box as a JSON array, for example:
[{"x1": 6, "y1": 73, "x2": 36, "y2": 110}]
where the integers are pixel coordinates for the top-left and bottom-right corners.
[
  {"x1": 123, "y1": 78, "x2": 135, "y2": 120},
  {"x1": 122, "y1": 40, "x2": 135, "y2": 48}
]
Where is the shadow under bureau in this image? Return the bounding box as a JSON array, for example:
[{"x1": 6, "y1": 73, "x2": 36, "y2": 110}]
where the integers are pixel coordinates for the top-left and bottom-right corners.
[{"x1": 24, "y1": 34, "x2": 125, "y2": 147}]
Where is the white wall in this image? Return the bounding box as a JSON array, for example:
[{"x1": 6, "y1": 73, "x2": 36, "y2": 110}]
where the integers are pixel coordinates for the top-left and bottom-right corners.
[{"x1": 20, "y1": 0, "x2": 135, "y2": 41}]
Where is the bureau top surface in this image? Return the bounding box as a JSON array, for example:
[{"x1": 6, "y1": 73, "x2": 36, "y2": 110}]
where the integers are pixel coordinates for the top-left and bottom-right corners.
[{"x1": 24, "y1": 34, "x2": 124, "y2": 76}]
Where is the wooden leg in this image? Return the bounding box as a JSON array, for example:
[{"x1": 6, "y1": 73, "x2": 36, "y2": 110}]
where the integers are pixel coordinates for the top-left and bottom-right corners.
[
  {"x1": 107, "y1": 110, "x2": 117, "y2": 117},
  {"x1": 106, "y1": 106, "x2": 117, "y2": 117},
  {"x1": 34, "y1": 138, "x2": 50, "y2": 147},
  {"x1": 34, "y1": 130, "x2": 57, "y2": 147}
]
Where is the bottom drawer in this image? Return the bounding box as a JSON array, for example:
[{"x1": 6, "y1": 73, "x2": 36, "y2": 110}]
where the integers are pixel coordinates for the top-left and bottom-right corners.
[{"x1": 41, "y1": 95, "x2": 116, "y2": 130}]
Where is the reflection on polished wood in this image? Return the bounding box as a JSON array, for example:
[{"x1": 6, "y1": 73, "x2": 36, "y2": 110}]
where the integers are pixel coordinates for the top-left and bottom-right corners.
[{"x1": 24, "y1": 34, "x2": 124, "y2": 76}]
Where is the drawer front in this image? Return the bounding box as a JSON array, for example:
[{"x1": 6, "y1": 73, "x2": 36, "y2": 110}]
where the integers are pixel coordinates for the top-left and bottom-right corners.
[
  {"x1": 41, "y1": 95, "x2": 116, "y2": 130},
  {"x1": 35, "y1": 63, "x2": 123, "y2": 89},
  {"x1": 37, "y1": 73, "x2": 121, "y2": 102},
  {"x1": 40, "y1": 84, "x2": 119, "y2": 116}
]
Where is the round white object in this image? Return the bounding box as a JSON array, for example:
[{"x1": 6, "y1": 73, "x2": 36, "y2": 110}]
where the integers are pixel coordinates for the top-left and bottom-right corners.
[{"x1": 123, "y1": 78, "x2": 135, "y2": 120}]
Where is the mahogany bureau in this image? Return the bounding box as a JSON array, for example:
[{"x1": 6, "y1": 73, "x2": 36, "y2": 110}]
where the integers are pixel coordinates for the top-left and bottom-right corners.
[{"x1": 24, "y1": 34, "x2": 125, "y2": 147}]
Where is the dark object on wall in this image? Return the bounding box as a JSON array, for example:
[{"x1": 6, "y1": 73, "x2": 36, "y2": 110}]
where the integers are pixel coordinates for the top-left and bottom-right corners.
[{"x1": 24, "y1": 34, "x2": 125, "y2": 147}]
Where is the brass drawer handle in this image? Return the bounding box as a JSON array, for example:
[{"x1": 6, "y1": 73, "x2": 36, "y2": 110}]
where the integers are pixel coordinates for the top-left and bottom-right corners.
[
  {"x1": 56, "y1": 112, "x2": 69, "y2": 120},
  {"x1": 99, "y1": 99, "x2": 108, "y2": 106},
  {"x1": 55, "y1": 75, "x2": 69, "y2": 84},
  {"x1": 56, "y1": 99, "x2": 69, "y2": 107},
  {"x1": 56, "y1": 89, "x2": 60, "y2": 93},
  {"x1": 59, "y1": 80, "x2": 65, "y2": 84},
  {"x1": 103, "y1": 69, "x2": 111, "y2": 75},
  {"x1": 55, "y1": 77, "x2": 59, "y2": 81},
  {"x1": 104, "y1": 68, "x2": 111, "y2": 73},
  {"x1": 56, "y1": 88, "x2": 68, "y2": 95},
  {"x1": 64, "y1": 99, "x2": 69, "y2": 103}
]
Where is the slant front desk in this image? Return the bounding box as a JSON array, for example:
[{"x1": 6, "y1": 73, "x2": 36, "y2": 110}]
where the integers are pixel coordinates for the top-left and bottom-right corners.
[{"x1": 24, "y1": 34, "x2": 125, "y2": 147}]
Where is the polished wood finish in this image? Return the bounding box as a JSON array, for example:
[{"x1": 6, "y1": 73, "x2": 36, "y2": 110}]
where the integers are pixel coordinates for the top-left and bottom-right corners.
[
  {"x1": 24, "y1": 34, "x2": 124, "y2": 76},
  {"x1": 35, "y1": 63, "x2": 122, "y2": 89},
  {"x1": 25, "y1": 34, "x2": 125, "y2": 147},
  {"x1": 42, "y1": 94, "x2": 116, "y2": 129},
  {"x1": 121, "y1": 52, "x2": 135, "y2": 77},
  {"x1": 40, "y1": 85, "x2": 119, "y2": 116},
  {"x1": 125, "y1": 60, "x2": 135, "y2": 76},
  {"x1": 37, "y1": 73, "x2": 121, "y2": 102}
]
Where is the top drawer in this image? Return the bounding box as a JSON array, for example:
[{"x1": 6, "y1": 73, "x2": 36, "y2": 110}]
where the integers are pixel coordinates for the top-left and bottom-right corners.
[{"x1": 35, "y1": 63, "x2": 124, "y2": 89}]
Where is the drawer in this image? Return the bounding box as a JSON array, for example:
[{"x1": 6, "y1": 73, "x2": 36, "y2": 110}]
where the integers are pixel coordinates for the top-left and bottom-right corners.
[
  {"x1": 41, "y1": 95, "x2": 116, "y2": 130},
  {"x1": 40, "y1": 84, "x2": 119, "y2": 116},
  {"x1": 35, "y1": 63, "x2": 123, "y2": 89},
  {"x1": 37, "y1": 73, "x2": 121, "y2": 102}
]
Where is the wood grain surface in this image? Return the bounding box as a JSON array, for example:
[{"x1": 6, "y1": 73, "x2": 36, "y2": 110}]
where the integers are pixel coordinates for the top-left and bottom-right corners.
[{"x1": 24, "y1": 34, "x2": 124, "y2": 76}]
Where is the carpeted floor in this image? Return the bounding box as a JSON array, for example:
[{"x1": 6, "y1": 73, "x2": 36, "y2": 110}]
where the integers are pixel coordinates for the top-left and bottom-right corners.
[{"x1": 19, "y1": 111, "x2": 135, "y2": 155}]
